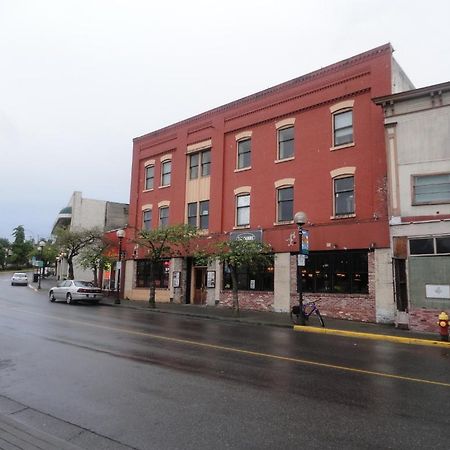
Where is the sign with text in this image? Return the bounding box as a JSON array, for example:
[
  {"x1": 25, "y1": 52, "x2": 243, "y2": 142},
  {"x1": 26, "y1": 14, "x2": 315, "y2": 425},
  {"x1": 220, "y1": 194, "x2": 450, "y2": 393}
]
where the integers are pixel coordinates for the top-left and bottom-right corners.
[
  {"x1": 229, "y1": 230, "x2": 263, "y2": 242},
  {"x1": 426, "y1": 284, "x2": 450, "y2": 300}
]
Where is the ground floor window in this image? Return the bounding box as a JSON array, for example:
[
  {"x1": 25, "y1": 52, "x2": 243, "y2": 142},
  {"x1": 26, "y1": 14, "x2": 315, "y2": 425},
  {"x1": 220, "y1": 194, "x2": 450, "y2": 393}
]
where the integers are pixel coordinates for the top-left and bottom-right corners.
[
  {"x1": 223, "y1": 262, "x2": 274, "y2": 291},
  {"x1": 302, "y1": 250, "x2": 368, "y2": 294},
  {"x1": 136, "y1": 259, "x2": 170, "y2": 288}
]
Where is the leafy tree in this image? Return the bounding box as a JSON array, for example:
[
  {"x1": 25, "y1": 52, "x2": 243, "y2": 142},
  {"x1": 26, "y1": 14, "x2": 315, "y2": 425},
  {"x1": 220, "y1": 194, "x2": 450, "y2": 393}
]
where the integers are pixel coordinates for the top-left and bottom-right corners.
[
  {"x1": 0, "y1": 238, "x2": 10, "y2": 270},
  {"x1": 135, "y1": 224, "x2": 198, "y2": 308},
  {"x1": 29, "y1": 240, "x2": 59, "y2": 276},
  {"x1": 10, "y1": 225, "x2": 34, "y2": 268},
  {"x1": 197, "y1": 239, "x2": 274, "y2": 314},
  {"x1": 55, "y1": 227, "x2": 103, "y2": 279},
  {"x1": 78, "y1": 237, "x2": 114, "y2": 286}
]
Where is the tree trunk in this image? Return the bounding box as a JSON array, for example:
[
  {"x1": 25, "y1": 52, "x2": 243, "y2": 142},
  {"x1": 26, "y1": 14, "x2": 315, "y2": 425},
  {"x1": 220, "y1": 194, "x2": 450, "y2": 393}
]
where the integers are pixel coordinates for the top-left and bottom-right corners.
[
  {"x1": 148, "y1": 260, "x2": 156, "y2": 308},
  {"x1": 68, "y1": 258, "x2": 74, "y2": 280},
  {"x1": 230, "y1": 265, "x2": 240, "y2": 315},
  {"x1": 92, "y1": 267, "x2": 98, "y2": 286}
]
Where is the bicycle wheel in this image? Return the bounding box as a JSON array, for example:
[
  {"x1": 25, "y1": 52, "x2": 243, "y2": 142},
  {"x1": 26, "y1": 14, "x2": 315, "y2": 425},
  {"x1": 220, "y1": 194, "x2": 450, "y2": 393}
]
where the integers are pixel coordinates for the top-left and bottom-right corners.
[{"x1": 316, "y1": 310, "x2": 325, "y2": 327}]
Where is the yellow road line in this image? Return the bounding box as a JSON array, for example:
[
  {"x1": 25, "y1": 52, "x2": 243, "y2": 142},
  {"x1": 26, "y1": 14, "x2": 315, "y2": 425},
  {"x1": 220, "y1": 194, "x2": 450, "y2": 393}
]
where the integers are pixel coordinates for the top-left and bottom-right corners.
[
  {"x1": 4, "y1": 307, "x2": 450, "y2": 388},
  {"x1": 293, "y1": 325, "x2": 450, "y2": 348}
]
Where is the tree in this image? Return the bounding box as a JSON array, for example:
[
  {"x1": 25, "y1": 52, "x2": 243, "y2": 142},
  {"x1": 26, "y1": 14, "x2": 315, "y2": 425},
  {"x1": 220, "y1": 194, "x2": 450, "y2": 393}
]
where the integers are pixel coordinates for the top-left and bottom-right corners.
[
  {"x1": 10, "y1": 225, "x2": 34, "y2": 268},
  {"x1": 135, "y1": 224, "x2": 198, "y2": 308},
  {"x1": 29, "y1": 240, "x2": 59, "y2": 276},
  {"x1": 0, "y1": 238, "x2": 10, "y2": 270},
  {"x1": 78, "y1": 237, "x2": 114, "y2": 286},
  {"x1": 198, "y1": 239, "x2": 274, "y2": 314},
  {"x1": 55, "y1": 228, "x2": 103, "y2": 279}
]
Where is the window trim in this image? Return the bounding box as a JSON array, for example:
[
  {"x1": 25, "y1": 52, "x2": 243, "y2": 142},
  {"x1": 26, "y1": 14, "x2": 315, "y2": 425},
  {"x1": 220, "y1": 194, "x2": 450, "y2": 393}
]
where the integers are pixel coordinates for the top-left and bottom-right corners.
[
  {"x1": 144, "y1": 165, "x2": 155, "y2": 191},
  {"x1": 331, "y1": 107, "x2": 354, "y2": 149},
  {"x1": 235, "y1": 193, "x2": 250, "y2": 228},
  {"x1": 160, "y1": 160, "x2": 172, "y2": 187},
  {"x1": 277, "y1": 125, "x2": 295, "y2": 161},
  {"x1": 411, "y1": 172, "x2": 450, "y2": 206},
  {"x1": 236, "y1": 138, "x2": 251, "y2": 170},
  {"x1": 142, "y1": 209, "x2": 152, "y2": 230},
  {"x1": 333, "y1": 175, "x2": 355, "y2": 217},
  {"x1": 276, "y1": 185, "x2": 294, "y2": 224},
  {"x1": 158, "y1": 205, "x2": 169, "y2": 228}
]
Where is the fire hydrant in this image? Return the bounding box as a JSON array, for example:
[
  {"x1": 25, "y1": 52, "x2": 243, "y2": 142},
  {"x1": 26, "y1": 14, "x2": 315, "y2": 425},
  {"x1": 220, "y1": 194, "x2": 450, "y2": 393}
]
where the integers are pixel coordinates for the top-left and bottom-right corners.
[{"x1": 437, "y1": 312, "x2": 449, "y2": 341}]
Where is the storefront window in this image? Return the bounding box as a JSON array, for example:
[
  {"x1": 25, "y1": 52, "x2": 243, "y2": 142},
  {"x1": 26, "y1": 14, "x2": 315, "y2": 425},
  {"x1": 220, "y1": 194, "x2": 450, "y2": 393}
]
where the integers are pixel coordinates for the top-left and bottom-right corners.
[
  {"x1": 303, "y1": 251, "x2": 368, "y2": 294},
  {"x1": 136, "y1": 259, "x2": 170, "y2": 288},
  {"x1": 223, "y1": 262, "x2": 274, "y2": 291}
]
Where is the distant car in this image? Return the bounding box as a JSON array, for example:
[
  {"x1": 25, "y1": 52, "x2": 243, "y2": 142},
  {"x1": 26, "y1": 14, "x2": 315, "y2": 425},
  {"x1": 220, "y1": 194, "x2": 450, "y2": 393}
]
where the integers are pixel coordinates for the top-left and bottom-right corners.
[
  {"x1": 11, "y1": 273, "x2": 28, "y2": 286},
  {"x1": 49, "y1": 280, "x2": 103, "y2": 304}
]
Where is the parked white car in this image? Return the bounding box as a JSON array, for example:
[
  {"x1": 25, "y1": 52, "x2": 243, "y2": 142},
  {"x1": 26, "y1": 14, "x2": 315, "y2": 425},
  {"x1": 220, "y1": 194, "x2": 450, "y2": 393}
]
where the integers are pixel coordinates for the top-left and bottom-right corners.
[
  {"x1": 11, "y1": 273, "x2": 28, "y2": 286},
  {"x1": 49, "y1": 280, "x2": 103, "y2": 304}
]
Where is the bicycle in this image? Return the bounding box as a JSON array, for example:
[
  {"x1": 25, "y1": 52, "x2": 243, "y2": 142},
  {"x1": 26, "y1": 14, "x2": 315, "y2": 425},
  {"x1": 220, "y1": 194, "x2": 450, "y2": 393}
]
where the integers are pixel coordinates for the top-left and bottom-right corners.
[{"x1": 290, "y1": 301, "x2": 325, "y2": 327}]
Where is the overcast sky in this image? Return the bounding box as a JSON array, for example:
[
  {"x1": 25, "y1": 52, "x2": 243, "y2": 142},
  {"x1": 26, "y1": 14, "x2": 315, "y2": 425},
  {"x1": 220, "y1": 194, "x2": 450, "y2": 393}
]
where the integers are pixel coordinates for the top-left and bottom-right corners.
[{"x1": 1, "y1": 0, "x2": 449, "y2": 242}]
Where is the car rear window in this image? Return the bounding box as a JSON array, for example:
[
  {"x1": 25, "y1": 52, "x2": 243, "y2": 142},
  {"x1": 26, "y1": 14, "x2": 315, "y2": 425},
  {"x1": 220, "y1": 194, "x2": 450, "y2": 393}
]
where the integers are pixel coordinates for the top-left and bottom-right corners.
[
  {"x1": 74, "y1": 281, "x2": 95, "y2": 287},
  {"x1": 14, "y1": 273, "x2": 27, "y2": 277}
]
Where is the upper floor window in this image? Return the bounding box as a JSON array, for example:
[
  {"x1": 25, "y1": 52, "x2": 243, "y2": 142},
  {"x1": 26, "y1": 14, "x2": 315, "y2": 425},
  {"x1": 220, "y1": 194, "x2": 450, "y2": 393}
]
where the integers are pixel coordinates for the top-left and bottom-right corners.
[
  {"x1": 145, "y1": 165, "x2": 154, "y2": 190},
  {"x1": 199, "y1": 200, "x2": 209, "y2": 229},
  {"x1": 187, "y1": 202, "x2": 197, "y2": 227},
  {"x1": 237, "y1": 139, "x2": 251, "y2": 169},
  {"x1": 410, "y1": 236, "x2": 450, "y2": 255},
  {"x1": 161, "y1": 160, "x2": 171, "y2": 186},
  {"x1": 236, "y1": 194, "x2": 250, "y2": 227},
  {"x1": 334, "y1": 176, "x2": 354, "y2": 216},
  {"x1": 143, "y1": 209, "x2": 152, "y2": 230},
  {"x1": 159, "y1": 206, "x2": 169, "y2": 228},
  {"x1": 412, "y1": 173, "x2": 450, "y2": 205},
  {"x1": 189, "y1": 149, "x2": 211, "y2": 179},
  {"x1": 277, "y1": 186, "x2": 294, "y2": 222},
  {"x1": 333, "y1": 110, "x2": 353, "y2": 147},
  {"x1": 278, "y1": 126, "x2": 294, "y2": 160}
]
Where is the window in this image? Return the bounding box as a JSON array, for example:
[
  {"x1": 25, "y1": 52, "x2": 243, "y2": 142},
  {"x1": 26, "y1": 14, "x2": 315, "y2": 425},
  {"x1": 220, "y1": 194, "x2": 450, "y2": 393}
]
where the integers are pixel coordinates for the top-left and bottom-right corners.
[
  {"x1": 161, "y1": 160, "x2": 171, "y2": 186},
  {"x1": 278, "y1": 126, "x2": 294, "y2": 159},
  {"x1": 303, "y1": 251, "x2": 368, "y2": 294},
  {"x1": 223, "y1": 262, "x2": 274, "y2": 291},
  {"x1": 236, "y1": 194, "x2": 250, "y2": 226},
  {"x1": 334, "y1": 176, "x2": 354, "y2": 215},
  {"x1": 186, "y1": 201, "x2": 209, "y2": 229},
  {"x1": 410, "y1": 236, "x2": 450, "y2": 255},
  {"x1": 333, "y1": 110, "x2": 353, "y2": 146},
  {"x1": 136, "y1": 259, "x2": 170, "y2": 288},
  {"x1": 237, "y1": 139, "x2": 251, "y2": 169},
  {"x1": 159, "y1": 206, "x2": 169, "y2": 228},
  {"x1": 145, "y1": 165, "x2": 154, "y2": 190},
  {"x1": 413, "y1": 173, "x2": 450, "y2": 205},
  {"x1": 277, "y1": 186, "x2": 294, "y2": 222},
  {"x1": 143, "y1": 209, "x2": 152, "y2": 230},
  {"x1": 187, "y1": 202, "x2": 197, "y2": 227},
  {"x1": 189, "y1": 154, "x2": 199, "y2": 179},
  {"x1": 201, "y1": 149, "x2": 211, "y2": 176},
  {"x1": 199, "y1": 200, "x2": 209, "y2": 229}
]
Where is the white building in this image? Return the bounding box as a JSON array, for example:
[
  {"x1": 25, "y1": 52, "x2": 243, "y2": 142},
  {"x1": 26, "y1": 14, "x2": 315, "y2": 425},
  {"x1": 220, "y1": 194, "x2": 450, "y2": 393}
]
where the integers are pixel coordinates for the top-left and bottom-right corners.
[
  {"x1": 374, "y1": 82, "x2": 450, "y2": 332},
  {"x1": 52, "y1": 191, "x2": 129, "y2": 280}
]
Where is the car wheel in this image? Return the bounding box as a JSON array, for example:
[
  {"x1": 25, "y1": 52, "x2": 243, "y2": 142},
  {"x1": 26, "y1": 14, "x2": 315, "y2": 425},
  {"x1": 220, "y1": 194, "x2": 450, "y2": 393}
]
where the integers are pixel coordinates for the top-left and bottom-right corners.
[
  {"x1": 66, "y1": 293, "x2": 73, "y2": 305},
  {"x1": 49, "y1": 291, "x2": 56, "y2": 302},
  {"x1": 11, "y1": 283, "x2": 14, "y2": 286}
]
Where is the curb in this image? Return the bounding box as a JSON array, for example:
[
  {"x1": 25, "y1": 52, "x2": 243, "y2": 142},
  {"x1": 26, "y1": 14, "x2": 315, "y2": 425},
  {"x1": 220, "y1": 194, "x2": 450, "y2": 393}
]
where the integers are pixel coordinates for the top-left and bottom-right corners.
[{"x1": 293, "y1": 325, "x2": 450, "y2": 348}]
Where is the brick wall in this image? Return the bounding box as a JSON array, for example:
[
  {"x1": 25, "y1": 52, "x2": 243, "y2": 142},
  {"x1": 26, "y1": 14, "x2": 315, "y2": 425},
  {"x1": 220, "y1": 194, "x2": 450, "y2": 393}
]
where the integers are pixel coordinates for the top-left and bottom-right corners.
[
  {"x1": 219, "y1": 290, "x2": 274, "y2": 311},
  {"x1": 409, "y1": 308, "x2": 446, "y2": 333}
]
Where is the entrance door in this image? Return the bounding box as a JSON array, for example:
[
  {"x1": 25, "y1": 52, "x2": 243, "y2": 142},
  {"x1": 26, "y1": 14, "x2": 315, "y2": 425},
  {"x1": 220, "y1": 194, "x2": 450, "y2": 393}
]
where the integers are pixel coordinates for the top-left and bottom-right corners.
[
  {"x1": 193, "y1": 267, "x2": 207, "y2": 305},
  {"x1": 393, "y1": 258, "x2": 408, "y2": 311}
]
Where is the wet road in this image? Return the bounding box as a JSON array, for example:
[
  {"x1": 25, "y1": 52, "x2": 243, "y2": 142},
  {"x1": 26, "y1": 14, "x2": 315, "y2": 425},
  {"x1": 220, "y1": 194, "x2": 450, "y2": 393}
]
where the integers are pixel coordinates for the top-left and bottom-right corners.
[{"x1": 1, "y1": 272, "x2": 450, "y2": 449}]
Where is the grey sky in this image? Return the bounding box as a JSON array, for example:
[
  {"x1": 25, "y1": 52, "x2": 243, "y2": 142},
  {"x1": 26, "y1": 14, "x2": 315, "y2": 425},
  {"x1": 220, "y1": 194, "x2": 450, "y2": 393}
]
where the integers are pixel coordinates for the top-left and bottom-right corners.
[{"x1": 1, "y1": 0, "x2": 449, "y2": 241}]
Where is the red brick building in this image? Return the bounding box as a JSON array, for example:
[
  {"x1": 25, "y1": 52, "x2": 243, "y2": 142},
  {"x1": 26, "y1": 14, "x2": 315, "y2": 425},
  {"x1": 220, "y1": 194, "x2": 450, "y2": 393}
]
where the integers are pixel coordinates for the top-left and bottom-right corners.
[{"x1": 123, "y1": 44, "x2": 413, "y2": 323}]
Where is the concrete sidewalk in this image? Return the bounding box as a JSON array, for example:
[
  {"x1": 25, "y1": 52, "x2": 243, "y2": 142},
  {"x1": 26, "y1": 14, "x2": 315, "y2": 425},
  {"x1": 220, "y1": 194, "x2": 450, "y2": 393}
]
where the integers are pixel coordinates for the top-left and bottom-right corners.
[
  {"x1": 30, "y1": 276, "x2": 448, "y2": 348},
  {"x1": 0, "y1": 413, "x2": 81, "y2": 450}
]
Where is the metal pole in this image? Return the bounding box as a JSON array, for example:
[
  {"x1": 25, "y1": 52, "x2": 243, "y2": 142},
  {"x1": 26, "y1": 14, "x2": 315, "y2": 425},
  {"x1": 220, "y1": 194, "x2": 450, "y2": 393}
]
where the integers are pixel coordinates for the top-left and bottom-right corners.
[
  {"x1": 297, "y1": 225, "x2": 305, "y2": 325},
  {"x1": 115, "y1": 237, "x2": 122, "y2": 304},
  {"x1": 38, "y1": 248, "x2": 42, "y2": 290}
]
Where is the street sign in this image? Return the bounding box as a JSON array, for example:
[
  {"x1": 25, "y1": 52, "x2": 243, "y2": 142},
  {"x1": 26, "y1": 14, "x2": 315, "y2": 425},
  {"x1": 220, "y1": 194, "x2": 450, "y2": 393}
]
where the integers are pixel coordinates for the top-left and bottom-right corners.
[
  {"x1": 301, "y1": 230, "x2": 309, "y2": 255},
  {"x1": 297, "y1": 254, "x2": 306, "y2": 266}
]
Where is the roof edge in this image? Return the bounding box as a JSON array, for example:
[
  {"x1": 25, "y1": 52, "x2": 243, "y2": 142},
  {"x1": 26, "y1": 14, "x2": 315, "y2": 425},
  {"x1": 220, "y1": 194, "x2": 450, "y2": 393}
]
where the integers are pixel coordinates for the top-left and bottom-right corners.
[
  {"x1": 373, "y1": 81, "x2": 450, "y2": 104},
  {"x1": 135, "y1": 43, "x2": 393, "y2": 143}
]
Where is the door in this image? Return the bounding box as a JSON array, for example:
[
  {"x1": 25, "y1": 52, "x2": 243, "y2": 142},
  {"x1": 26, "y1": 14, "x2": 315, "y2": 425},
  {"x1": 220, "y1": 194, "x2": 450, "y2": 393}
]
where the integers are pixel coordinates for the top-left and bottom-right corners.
[
  {"x1": 193, "y1": 268, "x2": 207, "y2": 305},
  {"x1": 393, "y1": 258, "x2": 408, "y2": 312}
]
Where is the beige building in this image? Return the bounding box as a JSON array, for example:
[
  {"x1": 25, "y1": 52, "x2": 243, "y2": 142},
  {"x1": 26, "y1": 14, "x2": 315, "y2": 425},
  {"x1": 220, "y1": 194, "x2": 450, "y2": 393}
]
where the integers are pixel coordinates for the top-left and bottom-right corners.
[
  {"x1": 52, "y1": 191, "x2": 129, "y2": 281},
  {"x1": 374, "y1": 82, "x2": 450, "y2": 331}
]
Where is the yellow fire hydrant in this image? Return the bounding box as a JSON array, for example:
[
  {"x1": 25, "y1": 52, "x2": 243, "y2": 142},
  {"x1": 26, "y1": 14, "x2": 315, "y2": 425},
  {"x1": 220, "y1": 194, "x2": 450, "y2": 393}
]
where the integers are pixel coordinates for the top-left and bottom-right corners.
[{"x1": 437, "y1": 312, "x2": 449, "y2": 342}]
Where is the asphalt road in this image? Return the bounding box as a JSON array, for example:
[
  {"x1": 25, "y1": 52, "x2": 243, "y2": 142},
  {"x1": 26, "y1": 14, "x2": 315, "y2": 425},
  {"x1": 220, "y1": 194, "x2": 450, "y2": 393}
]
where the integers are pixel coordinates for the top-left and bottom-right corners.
[{"x1": 1, "y1": 272, "x2": 450, "y2": 449}]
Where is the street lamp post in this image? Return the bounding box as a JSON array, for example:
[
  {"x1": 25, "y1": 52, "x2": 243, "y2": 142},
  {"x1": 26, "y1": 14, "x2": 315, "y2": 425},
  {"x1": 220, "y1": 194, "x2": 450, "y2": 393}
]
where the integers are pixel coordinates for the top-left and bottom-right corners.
[
  {"x1": 115, "y1": 229, "x2": 125, "y2": 304},
  {"x1": 294, "y1": 211, "x2": 308, "y2": 326},
  {"x1": 37, "y1": 240, "x2": 45, "y2": 290}
]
